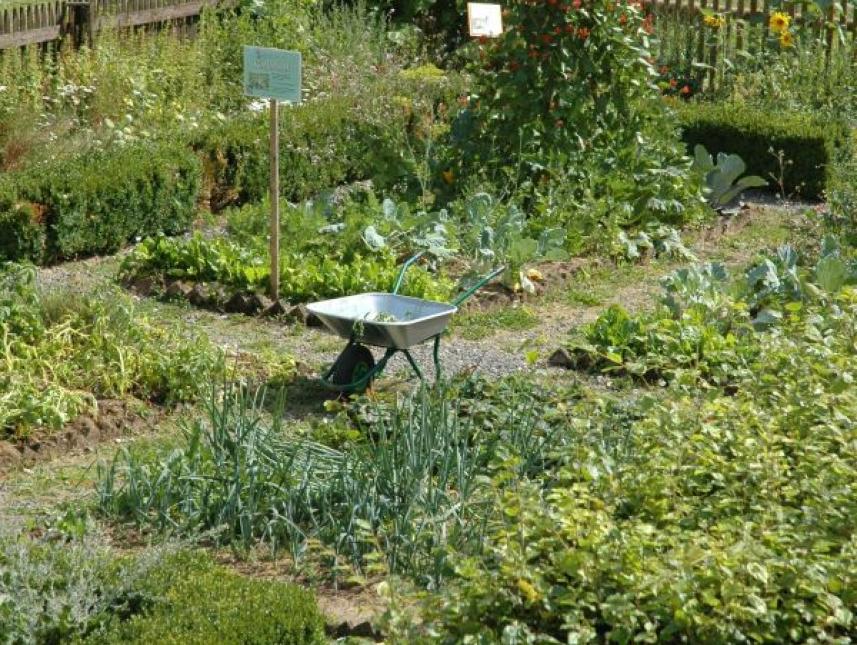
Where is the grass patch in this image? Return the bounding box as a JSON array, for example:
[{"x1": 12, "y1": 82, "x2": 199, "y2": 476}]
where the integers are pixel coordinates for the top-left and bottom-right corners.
[{"x1": 453, "y1": 305, "x2": 540, "y2": 340}]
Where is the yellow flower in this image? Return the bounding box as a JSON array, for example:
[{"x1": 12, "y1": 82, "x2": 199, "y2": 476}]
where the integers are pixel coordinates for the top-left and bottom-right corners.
[
  {"x1": 779, "y1": 30, "x2": 794, "y2": 47},
  {"x1": 769, "y1": 11, "x2": 790, "y2": 34},
  {"x1": 441, "y1": 169, "x2": 454, "y2": 184},
  {"x1": 517, "y1": 578, "x2": 540, "y2": 603},
  {"x1": 703, "y1": 14, "x2": 726, "y2": 29},
  {"x1": 526, "y1": 268, "x2": 544, "y2": 282}
]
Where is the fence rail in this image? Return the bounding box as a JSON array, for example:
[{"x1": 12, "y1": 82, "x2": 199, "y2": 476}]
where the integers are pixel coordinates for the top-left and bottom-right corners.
[{"x1": 0, "y1": 0, "x2": 222, "y2": 49}]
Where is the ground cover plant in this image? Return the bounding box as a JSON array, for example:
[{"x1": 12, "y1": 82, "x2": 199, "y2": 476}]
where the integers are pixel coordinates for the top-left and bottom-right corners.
[
  {"x1": 564, "y1": 238, "x2": 857, "y2": 385},
  {"x1": 0, "y1": 262, "x2": 221, "y2": 437},
  {"x1": 388, "y1": 240, "x2": 857, "y2": 642}
]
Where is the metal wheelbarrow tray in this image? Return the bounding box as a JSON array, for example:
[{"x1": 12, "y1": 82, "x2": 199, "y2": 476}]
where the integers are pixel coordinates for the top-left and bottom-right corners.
[
  {"x1": 307, "y1": 253, "x2": 504, "y2": 393},
  {"x1": 306, "y1": 293, "x2": 457, "y2": 350}
]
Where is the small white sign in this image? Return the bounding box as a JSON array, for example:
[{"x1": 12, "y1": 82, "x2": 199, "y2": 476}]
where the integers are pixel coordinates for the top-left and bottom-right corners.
[{"x1": 467, "y1": 3, "x2": 503, "y2": 37}]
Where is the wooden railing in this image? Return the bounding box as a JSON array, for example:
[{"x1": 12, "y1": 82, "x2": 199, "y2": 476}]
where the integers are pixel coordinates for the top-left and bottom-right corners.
[
  {"x1": 650, "y1": 0, "x2": 857, "y2": 89},
  {"x1": 0, "y1": 1, "x2": 64, "y2": 48},
  {"x1": 0, "y1": 0, "x2": 223, "y2": 49}
]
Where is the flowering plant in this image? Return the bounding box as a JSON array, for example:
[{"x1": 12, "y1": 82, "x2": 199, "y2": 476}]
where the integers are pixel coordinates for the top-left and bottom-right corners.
[{"x1": 455, "y1": 0, "x2": 664, "y2": 177}]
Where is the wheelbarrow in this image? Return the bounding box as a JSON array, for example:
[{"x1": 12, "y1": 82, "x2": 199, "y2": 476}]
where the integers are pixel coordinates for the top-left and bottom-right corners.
[{"x1": 306, "y1": 253, "x2": 504, "y2": 393}]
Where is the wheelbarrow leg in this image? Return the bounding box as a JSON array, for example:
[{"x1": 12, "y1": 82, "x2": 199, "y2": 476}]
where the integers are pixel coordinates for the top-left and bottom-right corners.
[
  {"x1": 402, "y1": 350, "x2": 425, "y2": 382},
  {"x1": 432, "y1": 335, "x2": 442, "y2": 381}
]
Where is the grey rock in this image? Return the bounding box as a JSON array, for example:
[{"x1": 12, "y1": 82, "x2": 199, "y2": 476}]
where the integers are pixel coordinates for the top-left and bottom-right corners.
[
  {"x1": 164, "y1": 280, "x2": 192, "y2": 299},
  {"x1": 548, "y1": 347, "x2": 574, "y2": 368}
]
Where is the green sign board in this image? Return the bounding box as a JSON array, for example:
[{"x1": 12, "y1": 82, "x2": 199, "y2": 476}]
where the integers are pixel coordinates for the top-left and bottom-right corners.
[{"x1": 243, "y1": 46, "x2": 302, "y2": 103}]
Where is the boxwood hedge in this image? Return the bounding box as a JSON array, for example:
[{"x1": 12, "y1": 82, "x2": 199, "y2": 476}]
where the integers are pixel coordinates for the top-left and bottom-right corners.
[
  {"x1": 675, "y1": 102, "x2": 852, "y2": 200},
  {"x1": 0, "y1": 141, "x2": 200, "y2": 264}
]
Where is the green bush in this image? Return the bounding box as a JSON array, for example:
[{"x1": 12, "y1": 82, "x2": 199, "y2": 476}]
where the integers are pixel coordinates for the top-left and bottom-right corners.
[
  {"x1": 0, "y1": 141, "x2": 200, "y2": 263},
  {"x1": 196, "y1": 98, "x2": 390, "y2": 209},
  {"x1": 675, "y1": 102, "x2": 852, "y2": 199},
  {"x1": 89, "y1": 551, "x2": 326, "y2": 645},
  {"x1": 0, "y1": 188, "x2": 45, "y2": 262}
]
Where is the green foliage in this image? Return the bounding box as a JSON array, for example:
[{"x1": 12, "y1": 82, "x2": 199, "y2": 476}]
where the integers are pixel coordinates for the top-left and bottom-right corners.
[
  {"x1": 0, "y1": 534, "x2": 324, "y2": 645},
  {"x1": 676, "y1": 101, "x2": 852, "y2": 199},
  {"x1": 0, "y1": 262, "x2": 221, "y2": 437},
  {"x1": 566, "y1": 241, "x2": 857, "y2": 385},
  {"x1": 98, "y1": 377, "x2": 579, "y2": 585},
  {"x1": 194, "y1": 98, "x2": 390, "y2": 209},
  {"x1": 120, "y1": 224, "x2": 454, "y2": 304},
  {"x1": 410, "y1": 291, "x2": 857, "y2": 644},
  {"x1": 691, "y1": 144, "x2": 767, "y2": 209},
  {"x1": 445, "y1": 0, "x2": 703, "y2": 236},
  {"x1": 464, "y1": 0, "x2": 659, "y2": 166},
  {"x1": 88, "y1": 551, "x2": 325, "y2": 645},
  {"x1": 0, "y1": 186, "x2": 45, "y2": 261},
  {"x1": 0, "y1": 141, "x2": 200, "y2": 263}
]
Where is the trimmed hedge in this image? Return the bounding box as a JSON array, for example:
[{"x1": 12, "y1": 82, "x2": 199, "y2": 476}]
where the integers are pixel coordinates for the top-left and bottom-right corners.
[
  {"x1": 0, "y1": 141, "x2": 200, "y2": 263},
  {"x1": 675, "y1": 102, "x2": 852, "y2": 199},
  {"x1": 87, "y1": 552, "x2": 327, "y2": 645}
]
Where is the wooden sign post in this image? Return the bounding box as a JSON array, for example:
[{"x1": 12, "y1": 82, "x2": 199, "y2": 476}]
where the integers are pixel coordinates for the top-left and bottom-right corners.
[
  {"x1": 467, "y1": 2, "x2": 503, "y2": 37},
  {"x1": 243, "y1": 46, "x2": 302, "y2": 300}
]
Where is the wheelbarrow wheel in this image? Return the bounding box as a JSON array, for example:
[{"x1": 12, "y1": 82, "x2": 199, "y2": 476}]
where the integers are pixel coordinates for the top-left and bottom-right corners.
[{"x1": 331, "y1": 343, "x2": 376, "y2": 392}]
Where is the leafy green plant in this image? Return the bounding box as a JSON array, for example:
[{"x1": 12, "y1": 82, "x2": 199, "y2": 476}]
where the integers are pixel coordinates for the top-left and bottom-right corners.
[
  {"x1": 691, "y1": 144, "x2": 767, "y2": 210},
  {"x1": 406, "y1": 291, "x2": 857, "y2": 644},
  {"x1": 0, "y1": 262, "x2": 222, "y2": 437}
]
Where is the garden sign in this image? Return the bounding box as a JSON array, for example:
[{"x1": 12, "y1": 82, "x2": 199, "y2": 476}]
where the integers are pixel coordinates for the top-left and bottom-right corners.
[
  {"x1": 243, "y1": 46, "x2": 302, "y2": 298},
  {"x1": 467, "y1": 3, "x2": 503, "y2": 37}
]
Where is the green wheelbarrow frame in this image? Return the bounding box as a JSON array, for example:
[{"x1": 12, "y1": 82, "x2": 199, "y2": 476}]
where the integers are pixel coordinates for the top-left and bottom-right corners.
[{"x1": 315, "y1": 253, "x2": 505, "y2": 393}]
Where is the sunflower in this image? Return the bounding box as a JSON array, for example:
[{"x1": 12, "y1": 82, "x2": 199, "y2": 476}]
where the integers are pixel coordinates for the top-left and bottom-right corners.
[
  {"x1": 703, "y1": 14, "x2": 726, "y2": 29},
  {"x1": 779, "y1": 30, "x2": 794, "y2": 47},
  {"x1": 769, "y1": 11, "x2": 790, "y2": 34}
]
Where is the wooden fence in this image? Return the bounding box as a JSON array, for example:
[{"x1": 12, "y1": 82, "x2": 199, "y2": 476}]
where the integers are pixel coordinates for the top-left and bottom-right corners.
[
  {"x1": 0, "y1": 0, "x2": 222, "y2": 50},
  {"x1": 651, "y1": 0, "x2": 857, "y2": 89}
]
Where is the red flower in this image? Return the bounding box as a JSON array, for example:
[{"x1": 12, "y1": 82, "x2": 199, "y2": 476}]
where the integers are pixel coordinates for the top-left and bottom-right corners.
[
  {"x1": 541, "y1": 33, "x2": 553, "y2": 43},
  {"x1": 643, "y1": 14, "x2": 654, "y2": 33},
  {"x1": 578, "y1": 27, "x2": 591, "y2": 39},
  {"x1": 554, "y1": 26, "x2": 563, "y2": 34},
  {"x1": 619, "y1": 13, "x2": 628, "y2": 24},
  {"x1": 572, "y1": 0, "x2": 582, "y2": 7},
  {"x1": 680, "y1": 85, "x2": 691, "y2": 95}
]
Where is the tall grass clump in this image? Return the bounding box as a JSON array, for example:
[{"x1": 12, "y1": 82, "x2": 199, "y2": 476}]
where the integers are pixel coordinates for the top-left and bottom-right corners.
[{"x1": 97, "y1": 378, "x2": 566, "y2": 585}]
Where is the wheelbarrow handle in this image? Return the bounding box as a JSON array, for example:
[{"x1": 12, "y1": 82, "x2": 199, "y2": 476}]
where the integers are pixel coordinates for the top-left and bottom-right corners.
[
  {"x1": 452, "y1": 266, "x2": 506, "y2": 306},
  {"x1": 391, "y1": 252, "x2": 426, "y2": 295}
]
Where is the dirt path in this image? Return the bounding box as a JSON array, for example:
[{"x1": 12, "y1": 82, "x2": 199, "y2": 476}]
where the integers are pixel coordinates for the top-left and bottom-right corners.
[{"x1": 30, "y1": 203, "x2": 809, "y2": 388}]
